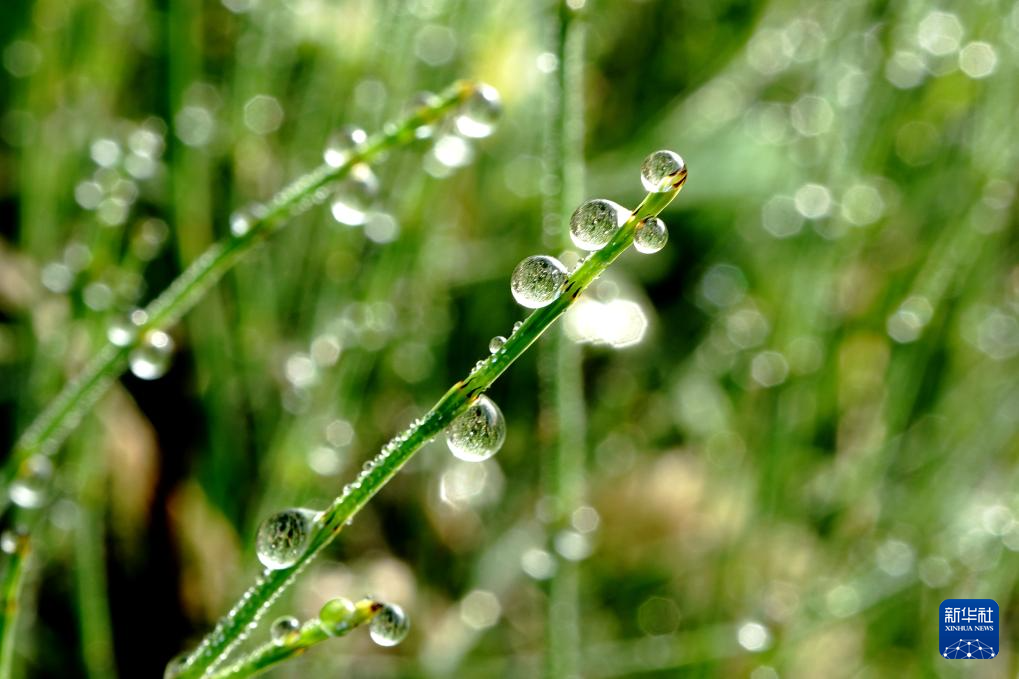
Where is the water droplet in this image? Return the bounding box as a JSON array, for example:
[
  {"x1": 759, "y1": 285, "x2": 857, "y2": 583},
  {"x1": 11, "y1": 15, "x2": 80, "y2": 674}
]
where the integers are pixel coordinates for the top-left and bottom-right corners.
[
  {"x1": 521, "y1": 548, "x2": 557, "y2": 580},
  {"x1": 0, "y1": 528, "x2": 26, "y2": 555},
  {"x1": 446, "y1": 395, "x2": 506, "y2": 462},
  {"x1": 319, "y1": 597, "x2": 357, "y2": 635},
  {"x1": 107, "y1": 311, "x2": 144, "y2": 347},
  {"x1": 270, "y1": 616, "x2": 300, "y2": 645},
  {"x1": 554, "y1": 529, "x2": 593, "y2": 561},
  {"x1": 255, "y1": 508, "x2": 316, "y2": 570},
  {"x1": 640, "y1": 149, "x2": 686, "y2": 193},
  {"x1": 330, "y1": 164, "x2": 378, "y2": 226},
  {"x1": 10, "y1": 456, "x2": 53, "y2": 509},
  {"x1": 512, "y1": 321, "x2": 523, "y2": 333},
  {"x1": 633, "y1": 217, "x2": 669, "y2": 254},
  {"x1": 488, "y1": 336, "x2": 506, "y2": 353},
  {"x1": 324, "y1": 125, "x2": 368, "y2": 168},
  {"x1": 430, "y1": 134, "x2": 474, "y2": 169},
  {"x1": 163, "y1": 652, "x2": 188, "y2": 679},
  {"x1": 455, "y1": 83, "x2": 501, "y2": 139},
  {"x1": 129, "y1": 330, "x2": 175, "y2": 380},
  {"x1": 230, "y1": 209, "x2": 254, "y2": 237},
  {"x1": 569, "y1": 199, "x2": 628, "y2": 251},
  {"x1": 737, "y1": 620, "x2": 772, "y2": 652},
  {"x1": 406, "y1": 91, "x2": 441, "y2": 139},
  {"x1": 510, "y1": 255, "x2": 567, "y2": 308},
  {"x1": 370, "y1": 603, "x2": 410, "y2": 647}
]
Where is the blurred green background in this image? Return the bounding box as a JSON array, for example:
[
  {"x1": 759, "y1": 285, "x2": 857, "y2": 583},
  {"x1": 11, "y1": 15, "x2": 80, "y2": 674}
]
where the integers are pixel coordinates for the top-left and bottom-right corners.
[{"x1": 1, "y1": 0, "x2": 1019, "y2": 677}]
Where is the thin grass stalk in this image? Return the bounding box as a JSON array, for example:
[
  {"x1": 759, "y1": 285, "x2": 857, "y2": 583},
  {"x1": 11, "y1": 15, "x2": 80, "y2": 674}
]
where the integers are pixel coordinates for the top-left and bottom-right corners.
[
  {"x1": 175, "y1": 176, "x2": 688, "y2": 679},
  {"x1": 0, "y1": 533, "x2": 29, "y2": 679},
  {"x1": 0, "y1": 81, "x2": 477, "y2": 503},
  {"x1": 206, "y1": 599, "x2": 381, "y2": 679},
  {"x1": 0, "y1": 80, "x2": 480, "y2": 674},
  {"x1": 543, "y1": 2, "x2": 587, "y2": 677},
  {"x1": 72, "y1": 430, "x2": 117, "y2": 679}
]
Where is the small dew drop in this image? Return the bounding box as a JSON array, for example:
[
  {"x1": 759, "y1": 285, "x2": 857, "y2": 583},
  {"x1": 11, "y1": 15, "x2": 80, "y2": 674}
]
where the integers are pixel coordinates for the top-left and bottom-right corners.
[
  {"x1": 569, "y1": 199, "x2": 628, "y2": 251},
  {"x1": 370, "y1": 603, "x2": 410, "y2": 647},
  {"x1": 737, "y1": 621, "x2": 772, "y2": 652},
  {"x1": 9, "y1": 456, "x2": 52, "y2": 509},
  {"x1": 640, "y1": 150, "x2": 686, "y2": 193},
  {"x1": 129, "y1": 330, "x2": 175, "y2": 380},
  {"x1": 455, "y1": 83, "x2": 501, "y2": 139},
  {"x1": 512, "y1": 321, "x2": 524, "y2": 333},
  {"x1": 510, "y1": 255, "x2": 568, "y2": 308},
  {"x1": 488, "y1": 336, "x2": 506, "y2": 353},
  {"x1": 330, "y1": 164, "x2": 379, "y2": 226},
  {"x1": 163, "y1": 652, "x2": 189, "y2": 679},
  {"x1": 324, "y1": 125, "x2": 368, "y2": 168},
  {"x1": 446, "y1": 395, "x2": 506, "y2": 462},
  {"x1": 633, "y1": 217, "x2": 669, "y2": 254},
  {"x1": 270, "y1": 616, "x2": 300, "y2": 645},
  {"x1": 229, "y1": 208, "x2": 257, "y2": 237},
  {"x1": 0, "y1": 529, "x2": 24, "y2": 555},
  {"x1": 318, "y1": 597, "x2": 357, "y2": 636},
  {"x1": 255, "y1": 508, "x2": 316, "y2": 570},
  {"x1": 405, "y1": 91, "x2": 441, "y2": 139},
  {"x1": 107, "y1": 311, "x2": 144, "y2": 347}
]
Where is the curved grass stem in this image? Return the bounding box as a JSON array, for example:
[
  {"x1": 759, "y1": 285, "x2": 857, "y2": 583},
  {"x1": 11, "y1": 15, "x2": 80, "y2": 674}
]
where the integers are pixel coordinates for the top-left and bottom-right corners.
[
  {"x1": 207, "y1": 599, "x2": 381, "y2": 679},
  {"x1": 175, "y1": 176, "x2": 688, "y2": 679},
  {"x1": 0, "y1": 80, "x2": 479, "y2": 678},
  {"x1": 1, "y1": 80, "x2": 476, "y2": 504}
]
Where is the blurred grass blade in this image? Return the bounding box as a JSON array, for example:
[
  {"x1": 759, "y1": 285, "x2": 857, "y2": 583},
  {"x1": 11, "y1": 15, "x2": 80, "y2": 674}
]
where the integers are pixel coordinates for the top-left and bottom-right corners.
[{"x1": 0, "y1": 80, "x2": 478, "y2": 504}]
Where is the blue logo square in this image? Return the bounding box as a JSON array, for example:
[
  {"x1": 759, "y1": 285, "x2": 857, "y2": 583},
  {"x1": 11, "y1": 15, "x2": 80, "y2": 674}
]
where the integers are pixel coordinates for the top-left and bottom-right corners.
[{"x1": 940, "y1": 599, "x2": 999, "y2": 659}]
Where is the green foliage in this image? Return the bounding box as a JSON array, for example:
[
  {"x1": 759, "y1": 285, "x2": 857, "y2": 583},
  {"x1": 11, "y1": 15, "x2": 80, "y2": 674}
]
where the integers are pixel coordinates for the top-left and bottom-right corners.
[{"x1": 1, "y1": 1, "x2": 1018, "y2": 678}]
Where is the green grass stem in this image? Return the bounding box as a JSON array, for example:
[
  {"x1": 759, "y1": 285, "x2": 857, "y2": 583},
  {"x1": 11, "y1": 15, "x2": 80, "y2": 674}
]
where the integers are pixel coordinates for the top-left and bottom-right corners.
[{"x1": 175, "y1": 168, "x2": 688, "y2": 679}]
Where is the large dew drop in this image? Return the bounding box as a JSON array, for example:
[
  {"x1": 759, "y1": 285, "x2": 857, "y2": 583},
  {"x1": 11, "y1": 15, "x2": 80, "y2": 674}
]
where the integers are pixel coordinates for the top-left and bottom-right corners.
[
  {"x1": 640, "y1": 150, "x2": 686, "y2": 193},
  {"x1": 129, "y1": 330, "x2": 174, "y2": 380},
  {"x1": 323, "y1": 125, "x2": 368, "y2": 168},
  {"x1": 510, "y1": 255, "x2": 567, "y2": 309},
  {"x1": 330, "y1": 164, "x2": 379, "y2": 226},
  {"x1": 488, "y1": 336, "x2": 506, "y2": 353},
  {"x1": 270, "y1": 615, "x2": 300, "y2": 645},
  {"x1": 633, "y1": 217, "x2": 669, "y2": 254},
  {"x1": 369, "y1": 603, "x2": 410, "y2": 647},
  {"x1": 319, "y1": 597, "x2": 357, "y2": 636},
  {"x1": 255, "y1": 508, "x2": 317, "y2": 570},
  {"x1": 455, "y1": 83, "x2": 501, "y2": 139},
  {"x1": 569, "y1": 199, "x2": 628, "y2": 251},
  {"x1": 446, "y1": 395, "x2": 506, "y2": 462}
]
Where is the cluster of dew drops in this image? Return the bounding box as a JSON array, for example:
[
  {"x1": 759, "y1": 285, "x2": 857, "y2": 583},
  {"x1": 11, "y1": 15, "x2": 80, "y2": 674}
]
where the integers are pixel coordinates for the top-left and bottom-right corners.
[
  {"x1": 104, "y1": 87, "x2": 504, "y2": 400},
  {"x1": 324, "y1": 82, "x2": 501, "y2": 229},
  {"x1": 232, "y1": 148, "x2": 684, "y2": 668},
  {"x1": 510, "y1": 148, "x2": 682, "y2": 311},
  {"x1": 460, "y1": 149, "x2": 684, "y2": 468},
  {"x1": 7, "y1": 312, "x2": 173, "y2": 538},
  {"x1": 263, "y1": 598, "x2": 408, "y2": 650},
  {"x1": 165, "y1": 599, "x2": 408, "y2": 678}
]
